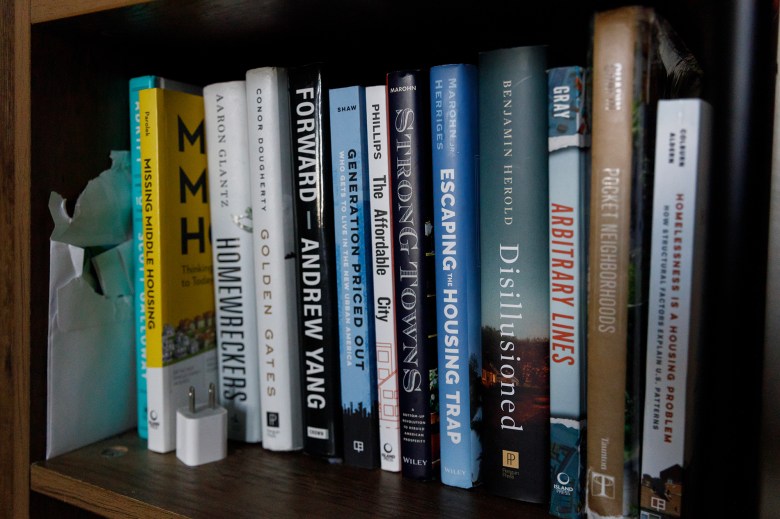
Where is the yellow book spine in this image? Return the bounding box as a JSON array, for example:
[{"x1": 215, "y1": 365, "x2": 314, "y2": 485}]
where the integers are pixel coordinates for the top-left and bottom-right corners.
[
  {"x1": 141, "y1": 88, "x2": 216, "y2": 369},
  {"x1": 140, "y1": 86, "x2": 216, "y2": 453},
  {"x1": 140, "y1": 88, "x2": 164, "y2": 369}
]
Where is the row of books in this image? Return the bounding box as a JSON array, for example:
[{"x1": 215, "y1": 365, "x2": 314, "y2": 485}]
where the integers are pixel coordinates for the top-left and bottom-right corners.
[{"x1": 127, "y1": 5, "x2": 709, "y2": 518}]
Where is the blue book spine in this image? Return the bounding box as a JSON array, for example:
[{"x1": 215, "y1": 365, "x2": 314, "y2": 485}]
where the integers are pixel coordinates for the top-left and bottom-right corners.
[
  {"x1": 129, "y1": 75, "x2": 156, "y2": 439},
  {"x1": 329, "y1": 85, "x2": 380, "y2": 469},
  {"x1": 547, "y1": 66, "x2": 590, "y2": 519},
  {"x1": 430, "y1": 64, "x2": 482, "y2": 489}
]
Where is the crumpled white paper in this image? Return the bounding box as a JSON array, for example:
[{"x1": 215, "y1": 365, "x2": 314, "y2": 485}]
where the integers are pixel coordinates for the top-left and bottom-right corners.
[{"x1": 46, "y1": 150, "x2": 137, "y2": 459}]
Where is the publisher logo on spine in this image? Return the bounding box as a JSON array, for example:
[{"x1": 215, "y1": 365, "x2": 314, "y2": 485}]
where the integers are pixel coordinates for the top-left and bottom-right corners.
[
  {"x1": 502, "y1": 450, "x2": 519, "y2": 469},
  {"x1": 381, "y1": 442, "x2": 397, "y2": 463},
  {"x1": 307, "y1": 426, "x2": 329, "y2": 440},
  {"x1": 148, "y1": 410, "x2": 159, "y2": 430},
  {"x1": 590, "y1": 472, "x2": 616, "y2": 499},
  {"x1": 554, "y1": 472, "x2": 575, "y2": 496},
  {"x1": 266, "y1": 412, "x2": 279, "y2": 428}
]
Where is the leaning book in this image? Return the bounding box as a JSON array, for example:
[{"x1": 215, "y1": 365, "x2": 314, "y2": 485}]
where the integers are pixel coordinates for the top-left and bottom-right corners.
[
  {"x1": 547, "y1": 65, "x2": 590, "y2": 519},
  {"x1": 203, "y1": 80, "x2": 263, "y2": 443},
  {"x1": 585, "y1": 7, "x2": 702, "y2": 517},
  {"x1": 140, "y1": 87, "x2": 218, "y2": 454},
  {"x1": 245, "y1": 66, "x2": 304, "y2": 451},
  {"x1": 479, "y1": 45, "x2": 551, "y2": 502},
  {"x1": 128, "y1": 75, "x2": 200, "y2": 440},
  {"x1": 430, "y1": 63, "x2": 482, "y2": 489},
  {"x1": 639, "y1": 98, "x2": 712, "y2": 519}
]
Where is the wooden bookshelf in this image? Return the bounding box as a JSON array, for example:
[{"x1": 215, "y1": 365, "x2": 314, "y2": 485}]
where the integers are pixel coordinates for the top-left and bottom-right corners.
[
  {"x1": 2, "y1": 0, "x2": 777, "y2": 517},
  {"x1": 30, "y1": 431, "x2": 551, "y2": 518},
  {"x1": 30, "y1": 0, "x2": 147, "y2": 24}
]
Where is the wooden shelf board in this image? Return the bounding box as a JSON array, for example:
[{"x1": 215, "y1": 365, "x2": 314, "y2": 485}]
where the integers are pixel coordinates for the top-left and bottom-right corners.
[
  {"x1": 31, "y1": 0, "x2": 148, "y2": 24},
  {"x1": 31, "y1": 431, "x2": 551, "y2": 518}
]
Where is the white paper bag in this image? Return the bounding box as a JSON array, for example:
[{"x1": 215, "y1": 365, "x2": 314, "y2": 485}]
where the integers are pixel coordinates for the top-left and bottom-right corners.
[{"x1": 46, "y1": 241, "x2": 136, "y2": 459}]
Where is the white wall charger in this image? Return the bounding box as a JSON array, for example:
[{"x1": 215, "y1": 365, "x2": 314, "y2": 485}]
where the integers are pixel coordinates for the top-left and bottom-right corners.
[{"x1": 176, "y1": 383, "x2": 227, "y2": 467}]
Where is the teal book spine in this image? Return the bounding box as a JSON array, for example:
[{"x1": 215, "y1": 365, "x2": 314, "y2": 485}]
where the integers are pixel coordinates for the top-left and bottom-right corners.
[
  {"x1": 129, "y1": 75, "x2": 156, "y2": 439},
  {"x1": 430, "y1": 63, "x2": 482, "y2": 489},
  {"x1": 547, "y1": 65, "x2": 590, "y2": 519},
  {"x1": 328, "y1": 85, "x2": 380, "y2": 469},
  {"x1": 478, "y1": 46, "x2": 550, "y2": 502}
]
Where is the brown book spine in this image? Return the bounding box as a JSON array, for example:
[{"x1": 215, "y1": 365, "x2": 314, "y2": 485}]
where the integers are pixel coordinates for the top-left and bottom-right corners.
[{"x1": 586, "y1": 6, "x2": 643, "y2": 518}]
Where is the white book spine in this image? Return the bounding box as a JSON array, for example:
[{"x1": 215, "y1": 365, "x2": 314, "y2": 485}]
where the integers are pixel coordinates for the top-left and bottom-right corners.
[
  {"x1": 245, "y1": 67, "x2": 303, "y2": 451},
  {"x1": 640, "y1": 98, "x2": 712, "y2": 513},
  {"x1": 365, "y1": 84, "x2": 401, "y2": 472},
  {"x1": 204, "y1": 81, "x2": 263, "y2": 443}
]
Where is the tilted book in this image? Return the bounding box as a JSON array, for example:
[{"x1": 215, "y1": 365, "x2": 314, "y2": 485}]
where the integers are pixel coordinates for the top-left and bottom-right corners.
[
  {"x1": 245, "y1": 66, "x2": 304, "y2": 452},
  {"x1": 547, "y1": 65, "x2": 590, "y2": 519},
  {"x1": 203, "y1": 80, "x2": 262, "y2": 443},
  {"x1": 365, "y1": 84, "x2": 402, "y2": 472},
  {"x1": 139, "y1": 87, "x2": 218, "y2": 453},
  {"x1": 329, "y1": 85, "x2": 380, "y2": 469},
  {"x1": 478, "y1": 45, "x2": 550, "y2": 502},
  {"x1": 387, "y1": 69, "x2": 440, "y2": 480},
  {"x1": 586, "y1": 7, "x2": 702, "y2": 517},
  {"x1": 430, "y1": 63, "x2": 482, "y2": 489},
  {"x1": 129, "y1": 75, "x2": 200, "y2": 439},
  {"x1": 289, "y1": 63, "x2": 342, "y2": 458},
  {"x1": 639, "y1": 99, "x2": 712, "y2": 519}
]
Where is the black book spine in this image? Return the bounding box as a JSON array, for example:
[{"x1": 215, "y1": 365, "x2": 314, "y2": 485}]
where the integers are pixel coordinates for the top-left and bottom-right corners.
[
  {"x1": 386, "y1": 70, "x2": 440, "y2": 480},
  {"x1": 289, "y1": 64, "x2": 342, "y2": 458}
]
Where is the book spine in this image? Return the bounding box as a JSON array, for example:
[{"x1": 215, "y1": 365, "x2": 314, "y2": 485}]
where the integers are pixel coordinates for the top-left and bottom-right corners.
[
  {"x1": 203, "y1": 80, "x2": 262, "y2": 443},
  {"x1": 328, "y1": 85, "x2": 380, "y2": 469},
  {"x1": 365, "y1": 84, "x2": 402, "y2": 472},
  {"x1": 387, "y1": 69, "x2": 440, "y2": 480},
  {"x1": 245, "y1": 66, "x2": 304, "y2": 451},
  {"x1": 478, "y1": 45, "x2": 550, "y2": 502},
  {"x1": 289, "y1": 64, "x2": 342, "y2": 458},
  {"x1": 547, "y1": 65, "x2": 590, "y2": 519},
  {"x1": 140, "y1": 88, "x2": 219, "y2": 454},
  {"x1": 587, "y1": 7, "x2": 652, "y2": 517},
  {"x1": 639, "y1": 99, "x2": 711, "y2": 519},
  {"x1": 129, "y1": 75, "x2": 156, "y2": 440},
  {"x1": 430, "y1": 64, "x2": 482, "y2": 489}
]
